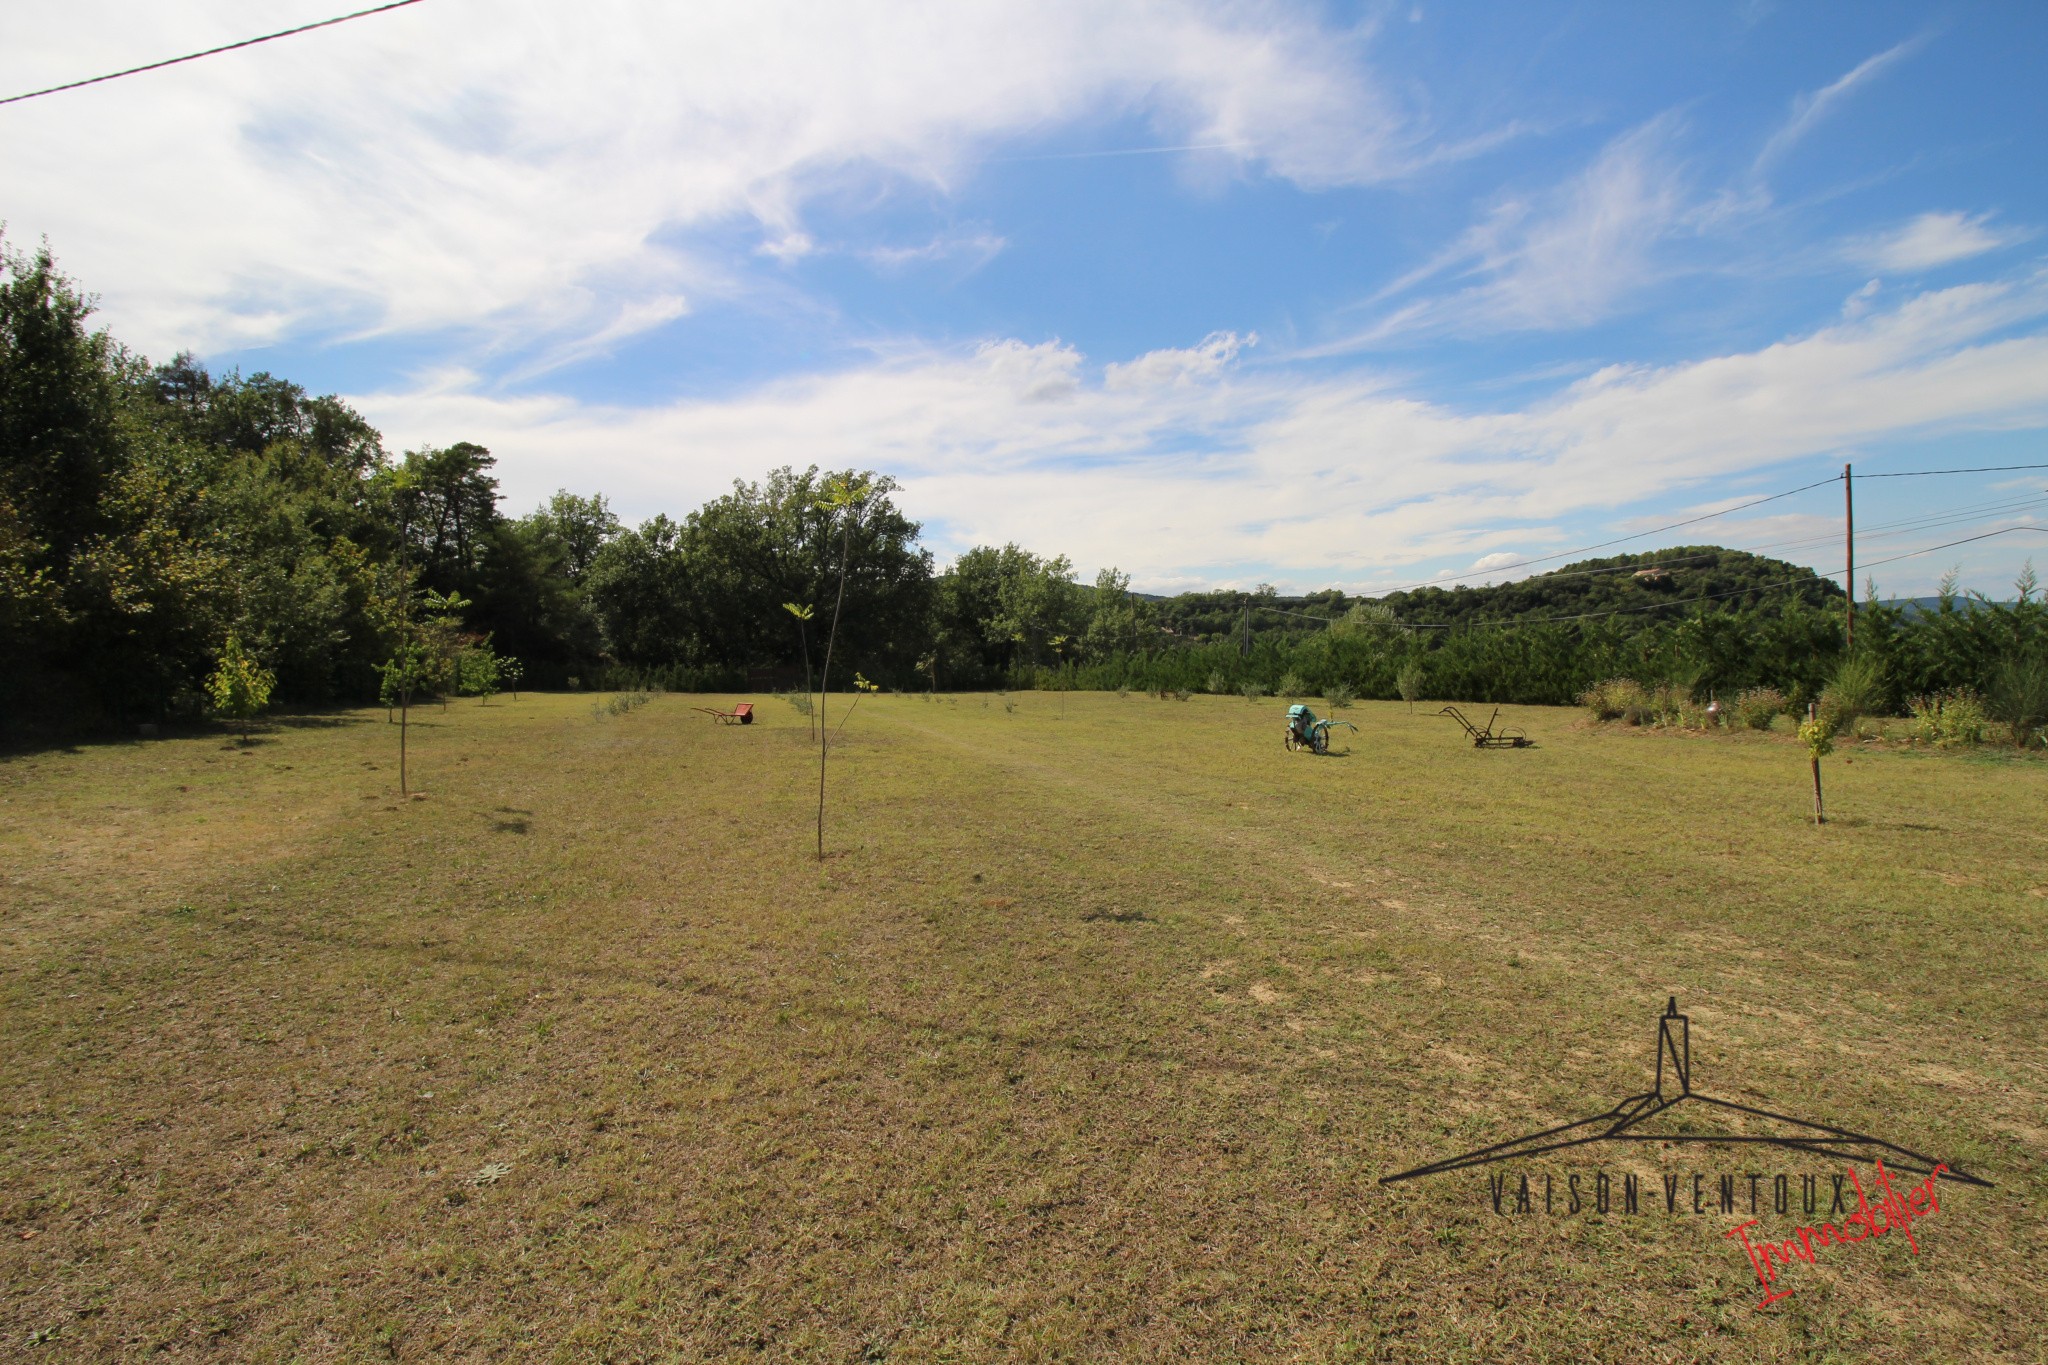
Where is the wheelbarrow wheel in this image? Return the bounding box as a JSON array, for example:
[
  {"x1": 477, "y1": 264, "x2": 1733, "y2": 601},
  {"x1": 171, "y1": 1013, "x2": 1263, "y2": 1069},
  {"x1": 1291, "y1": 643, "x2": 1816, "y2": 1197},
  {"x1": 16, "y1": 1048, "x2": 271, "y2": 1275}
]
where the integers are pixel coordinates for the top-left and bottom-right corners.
[
  {"x1": 1284, "y1": 729, "x2": 1300, "y2": 751},
  {"x1": 1311, "y1": 728, "x2": 1330, "y2": 755}
]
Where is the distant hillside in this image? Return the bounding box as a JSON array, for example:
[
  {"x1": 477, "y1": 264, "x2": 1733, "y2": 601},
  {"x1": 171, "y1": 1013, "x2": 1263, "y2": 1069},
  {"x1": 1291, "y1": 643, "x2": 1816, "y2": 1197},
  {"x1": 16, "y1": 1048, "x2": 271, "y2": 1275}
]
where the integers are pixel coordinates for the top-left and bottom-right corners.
[
  {"x1": 1142, "y1": 546, "x2": 1843, "y2": 643},
  {"x1": 1378, "y1": 545, "x2": 1843, "y2": 628}
]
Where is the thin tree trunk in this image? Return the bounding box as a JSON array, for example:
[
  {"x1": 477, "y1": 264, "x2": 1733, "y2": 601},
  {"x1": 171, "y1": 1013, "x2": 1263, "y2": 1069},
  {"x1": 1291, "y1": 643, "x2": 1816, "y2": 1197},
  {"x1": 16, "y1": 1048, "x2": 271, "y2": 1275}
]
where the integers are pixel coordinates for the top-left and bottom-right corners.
[
  {"x1": 1810, "y1": 756, "x2": 1824, "y2": 824},
  {"x1": 817, "y1": 520, "x2": 852, "y2": 861},
  {"x1": 799, "y1": 622, "x2": 815, "y2": 742},
  {"x1": 401, "y1": 694, "x2": 410, "y2": 796}
]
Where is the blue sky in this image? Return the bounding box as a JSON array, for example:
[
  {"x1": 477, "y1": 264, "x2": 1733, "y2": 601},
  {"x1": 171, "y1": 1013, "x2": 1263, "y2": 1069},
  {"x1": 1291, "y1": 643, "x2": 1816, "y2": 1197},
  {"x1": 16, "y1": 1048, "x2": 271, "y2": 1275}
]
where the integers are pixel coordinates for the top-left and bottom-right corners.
[{"x1": 5, "y1": 1, "x2": 2046, "y2": 595}]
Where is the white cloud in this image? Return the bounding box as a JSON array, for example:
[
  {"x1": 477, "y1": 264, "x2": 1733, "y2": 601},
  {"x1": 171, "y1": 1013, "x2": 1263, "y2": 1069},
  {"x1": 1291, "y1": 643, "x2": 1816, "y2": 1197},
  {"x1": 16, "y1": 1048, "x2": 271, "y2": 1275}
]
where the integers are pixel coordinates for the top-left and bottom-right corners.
[
  {"x1": 1469, "y1": 552, "x2": 1522, "y2": 573},
  {"x1": 1852, "y1": 211, "x2": 2029, "y2": 273},
  {"x1": 861, "y1": 231, "x2": 1008, "y2": 272},
  {"x1": 1104, "y1": 332, "x2": 1252, "y2": 390},
  {"x1": 351, "y1": 274, "x2": 2048, "y2": 589},
  {"x1": 1843, "y1": 278, "x2": 1882, "y2": 319},
  {"x1": 0, "y1": 0, "x2": 1419, "y2": 359},
  {"x1": 1315, "y1": 117, "x2": 1688, "y2": 348},
  {"x1": 1753, "y1": 38, "x2": 1923, "y2": 175}
]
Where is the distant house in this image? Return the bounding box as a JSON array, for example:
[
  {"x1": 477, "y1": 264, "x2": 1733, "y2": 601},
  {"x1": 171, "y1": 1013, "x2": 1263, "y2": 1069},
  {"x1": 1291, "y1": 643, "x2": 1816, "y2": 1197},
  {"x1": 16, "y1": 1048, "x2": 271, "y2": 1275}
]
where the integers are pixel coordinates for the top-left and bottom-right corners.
[{"x1": 1632, "y1": 567, "x2": 1671, "y2": 583}]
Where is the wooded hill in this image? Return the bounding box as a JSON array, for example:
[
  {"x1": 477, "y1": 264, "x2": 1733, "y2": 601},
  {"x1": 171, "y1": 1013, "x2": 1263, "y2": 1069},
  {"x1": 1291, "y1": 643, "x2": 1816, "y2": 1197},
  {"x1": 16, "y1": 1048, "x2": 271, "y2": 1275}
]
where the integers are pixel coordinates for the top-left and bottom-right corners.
[{"x1": 1150, "y1": 547, "x2": 1845, "y2": 645}]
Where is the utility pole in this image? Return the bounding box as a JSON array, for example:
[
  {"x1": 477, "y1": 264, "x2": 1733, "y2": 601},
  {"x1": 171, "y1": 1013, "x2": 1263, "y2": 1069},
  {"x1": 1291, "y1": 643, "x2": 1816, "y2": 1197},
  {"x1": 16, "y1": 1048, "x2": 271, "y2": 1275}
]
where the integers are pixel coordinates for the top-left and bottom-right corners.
[
  {"x1": 1240, "y1": 596, "x2": 1250, "y2": 657},
  {"x1": 1844, "y1": 462, "x2": 1855, "y2": 652}
]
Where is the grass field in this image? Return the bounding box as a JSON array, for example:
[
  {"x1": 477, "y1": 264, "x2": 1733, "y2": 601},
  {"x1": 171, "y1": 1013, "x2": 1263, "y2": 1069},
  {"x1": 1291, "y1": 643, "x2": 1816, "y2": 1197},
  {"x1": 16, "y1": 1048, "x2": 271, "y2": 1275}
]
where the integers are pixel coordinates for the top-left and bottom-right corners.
[{"x1": 3, "y1": 691, "x2": 2045, "y2": 1362}]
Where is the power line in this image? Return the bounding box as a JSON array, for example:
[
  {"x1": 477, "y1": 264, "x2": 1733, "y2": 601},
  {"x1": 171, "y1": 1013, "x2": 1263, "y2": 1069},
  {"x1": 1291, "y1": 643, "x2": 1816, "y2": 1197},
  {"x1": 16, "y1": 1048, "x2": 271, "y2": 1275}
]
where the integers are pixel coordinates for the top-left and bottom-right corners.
[
  {"x1": 1244, "y1": 496, "x2": 2047, "y2": 632},
  {"x1": 1374, "y1": 461, "x2": 2044, "y2": 599},
  {"x1": 0, "y1": 0, "x2": 427, "y2": 107},
  {"x1": 1858, "y1": 462, "x2": 2048, "y2": 479}
]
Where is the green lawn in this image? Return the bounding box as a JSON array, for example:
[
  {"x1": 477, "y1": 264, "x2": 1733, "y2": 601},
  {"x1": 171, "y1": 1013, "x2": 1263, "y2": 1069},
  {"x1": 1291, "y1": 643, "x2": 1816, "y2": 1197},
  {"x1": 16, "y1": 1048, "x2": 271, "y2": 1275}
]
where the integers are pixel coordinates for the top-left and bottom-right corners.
[{"x1": 2, "y1": 692, "x2": 2043, "y2": 1362}]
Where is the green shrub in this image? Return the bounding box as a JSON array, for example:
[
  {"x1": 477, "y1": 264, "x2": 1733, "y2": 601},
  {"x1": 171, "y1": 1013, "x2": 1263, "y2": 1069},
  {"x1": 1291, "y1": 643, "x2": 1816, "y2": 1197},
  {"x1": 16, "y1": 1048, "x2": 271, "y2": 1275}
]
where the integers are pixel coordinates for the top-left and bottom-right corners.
[
  {"x1": 1205, "y1": 670, "x2": 1228, "y2": 695},
  {"x1": 1986, "y1": 654, "x2": 2048, "y2": 747},
  {"x1": 1277, "y1": 672, "x2": 1305, "y2": 698},
  {"x1": 1580, "y1": 677, "x2": 1656, "y2": 724},
  {"x1": 1645, "y1": 683, "x2": 1689, "y2": 728},
  {"x1": 1241, "y1": 681, "x2": 1269, "y2": 702},
  {"x1": 1326, "y1": 682, "x2": 1355, "y2": 709},
  {"x1": 1395, "y1": 661, "x2": 1424, "y2": 711},
  {"x1": 205, "y1": 635, "x2": 275, "y2": 742},
  {"x1": 1732, "y1": 687, "x2": 1785, "y2": 731},
  {"x1": 1911, "y1": 690, "x2": 1987, "y2": 747},
  {"x1": 1820, "y1": 653, "x2": 1885, "y2": 729},
  {"x1": 1578, "y1": 678, "x2": 1622, "y2": 721}
]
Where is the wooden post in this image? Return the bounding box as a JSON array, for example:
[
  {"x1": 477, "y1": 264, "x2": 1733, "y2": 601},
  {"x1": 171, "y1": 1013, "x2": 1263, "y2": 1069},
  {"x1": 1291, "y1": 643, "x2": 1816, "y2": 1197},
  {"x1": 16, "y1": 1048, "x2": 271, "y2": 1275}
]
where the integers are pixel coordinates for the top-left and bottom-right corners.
[
  {"x1": 1808, "y1": 700, "x2": 1824, "y2": 825},
  {"x1": 1844, "y1": 462, "x2": 1854, "y2": 652}
]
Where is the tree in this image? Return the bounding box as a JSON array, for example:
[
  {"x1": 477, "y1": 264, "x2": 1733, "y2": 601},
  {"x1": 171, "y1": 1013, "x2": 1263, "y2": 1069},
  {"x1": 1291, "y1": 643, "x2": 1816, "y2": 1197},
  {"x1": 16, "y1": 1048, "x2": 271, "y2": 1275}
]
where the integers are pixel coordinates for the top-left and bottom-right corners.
[
  {"x1": 380, "y1": 442, "x2": 500, "y2": 588},
  {"x1": 501, "y1": 655, "x2": 524, "y2": 700},
  {"x1": 783, "y1": 602, "x2": 816, "y2": 739},
  {"x1": 1083, "y1": 566, "x2": 1140, "y2": 660},
  {"x1": 1396, "y1": 659, "x2": 1425, "y2": 712},
  {"x1": 205, "y1": 635, "x2": 275, "y2": 742},
  {"x1": 683, "y1": 466, "x2": 931, "y2": 681},
  {"x1": 1798, "y1": 703, "x2": 1836, "y2": 824},
  {"x1": 458, "y1": 639, "x2": 502, "y2": 703},
  {"x1": 379, "y1": 588, "x2": 470, "y2": 795},
  {"x1": 586, "y1": 515, "x2": 694, "y2": 666},
  {"x1": 814, "y1": 476, "x2": 871, "y2": 860}
]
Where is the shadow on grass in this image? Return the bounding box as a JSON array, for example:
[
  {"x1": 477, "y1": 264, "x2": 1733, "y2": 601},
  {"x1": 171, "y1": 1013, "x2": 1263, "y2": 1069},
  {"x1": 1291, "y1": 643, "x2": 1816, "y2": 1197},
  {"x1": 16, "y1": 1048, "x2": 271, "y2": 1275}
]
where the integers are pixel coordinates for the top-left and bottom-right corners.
[{"x1": 3, "y1": 705, "x2": 380, "y2": 758}]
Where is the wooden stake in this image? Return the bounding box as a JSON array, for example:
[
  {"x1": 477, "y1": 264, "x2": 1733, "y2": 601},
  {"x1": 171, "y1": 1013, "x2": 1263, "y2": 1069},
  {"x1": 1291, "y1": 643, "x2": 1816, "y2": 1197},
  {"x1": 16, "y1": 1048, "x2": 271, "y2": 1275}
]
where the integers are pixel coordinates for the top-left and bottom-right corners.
[
  {"x1": 1844, "y1": 462, "x2": 1855, "y2": 652},
  {"x1": 1808, "y1": 700, "x2": 1825, "y2": 824}
]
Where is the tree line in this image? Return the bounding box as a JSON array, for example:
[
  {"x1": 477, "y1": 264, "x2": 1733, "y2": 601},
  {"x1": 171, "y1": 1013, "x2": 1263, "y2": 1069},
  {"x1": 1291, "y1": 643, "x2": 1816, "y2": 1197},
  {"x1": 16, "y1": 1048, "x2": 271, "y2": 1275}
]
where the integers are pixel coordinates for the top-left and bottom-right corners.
[{"x1": 3, "y1": 240, "x2": 2042, "y2": 737}]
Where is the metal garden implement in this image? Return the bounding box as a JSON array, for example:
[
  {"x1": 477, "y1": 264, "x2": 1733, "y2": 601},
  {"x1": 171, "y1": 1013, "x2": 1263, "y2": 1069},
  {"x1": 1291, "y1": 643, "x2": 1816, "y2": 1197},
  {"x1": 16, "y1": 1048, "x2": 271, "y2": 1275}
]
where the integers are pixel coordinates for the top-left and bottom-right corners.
[
  {"x1": 1435, "y1": 704, "x2": 1530, "y2": 748},
  {"x1": 1285, "y1": 703, "x2": 1356, "y2": 755}
]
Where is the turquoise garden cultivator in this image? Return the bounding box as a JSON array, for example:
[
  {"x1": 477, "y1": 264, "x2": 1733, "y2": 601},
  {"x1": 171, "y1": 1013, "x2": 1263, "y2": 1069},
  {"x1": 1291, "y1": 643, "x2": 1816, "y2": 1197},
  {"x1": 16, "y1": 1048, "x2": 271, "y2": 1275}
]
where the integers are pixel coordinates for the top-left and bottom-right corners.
[{"x1": 1285, "y1": 703, "x2": 1356, "y2": 755}]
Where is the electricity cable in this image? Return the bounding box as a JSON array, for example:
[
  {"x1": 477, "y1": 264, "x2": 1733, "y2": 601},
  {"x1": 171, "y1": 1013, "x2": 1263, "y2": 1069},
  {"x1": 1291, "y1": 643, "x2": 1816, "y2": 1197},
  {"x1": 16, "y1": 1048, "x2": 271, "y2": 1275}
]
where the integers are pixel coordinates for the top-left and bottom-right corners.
[
  {"x1": 0, "y1": 0, "x2": 427, "y2": 107},
  {"x1": 1857, "y1": 462, "x2": 2048, "y2": 479}
]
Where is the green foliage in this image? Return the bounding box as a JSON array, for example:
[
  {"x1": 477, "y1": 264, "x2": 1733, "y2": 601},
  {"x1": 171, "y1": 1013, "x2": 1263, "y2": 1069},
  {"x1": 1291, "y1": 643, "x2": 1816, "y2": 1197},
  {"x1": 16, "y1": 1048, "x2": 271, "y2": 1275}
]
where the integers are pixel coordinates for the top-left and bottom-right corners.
[
  {"x1": 1985, "y1": 653, "x2": 2048, "y2": 747},
  {"x1": 9, "y1": 241, "x2": 2047, "y2": 735},
  {"x1": 1732, "y1": 686, "x2": 1786, "y2": 730},
  {"x1": 1579, "y1": 678, "x2": 1639, "y2": 721},
  {"x1": 1913, "y1": 690, "x2": 1987, "y2": 747},
  {"x1": 1240, "y1": 680, "x2": 1268, "y2": 702},
  {"x1": 458, "y1": 642, "x2": 501, "y2": 702},
  {"x1": 1396, "y1": 660, "x2": 1425, "y2": 709},
  {"x1": 1798, "y1": 714, "x2": 1836, "y2": 760},
  {"x1": 1325, "y1": 682, "x2": 1355, "y2": 709},
  {"x1": 205, "y1": 635, "x2": 275, "y2": 739},
  {"x1": 1821, "y1": 653, "x2": 1886, "y2": 726}
]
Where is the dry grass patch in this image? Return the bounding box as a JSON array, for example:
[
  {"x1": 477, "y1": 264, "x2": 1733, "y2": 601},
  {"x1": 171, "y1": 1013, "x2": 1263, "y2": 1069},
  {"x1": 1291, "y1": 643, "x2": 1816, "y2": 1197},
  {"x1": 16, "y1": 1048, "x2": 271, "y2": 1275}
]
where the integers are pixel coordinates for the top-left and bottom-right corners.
[{"x1": 1, "y1": 693, "x2": 2044, "y2": 1361}]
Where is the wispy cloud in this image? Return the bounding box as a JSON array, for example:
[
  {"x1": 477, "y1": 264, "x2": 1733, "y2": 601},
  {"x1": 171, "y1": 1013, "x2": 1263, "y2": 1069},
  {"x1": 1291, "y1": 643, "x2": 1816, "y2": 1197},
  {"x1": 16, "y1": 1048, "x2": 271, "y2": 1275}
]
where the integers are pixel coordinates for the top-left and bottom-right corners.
[
  {"x1": 1307, "y1": 117, "x2": 1687, "y2": 351},
  {"x1": 1851, "y1": 211, "x2": 2030, "y2": 273},
  {"x1": 1752, "y1": 37, "x2": 1924, "y2": 176},
  {"x1": 1104, "y1": 332, "x2": 1254, "y2": 391},
  {"x1": 861, "y1": 230, "x2": 1008, "y2": 272}
]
